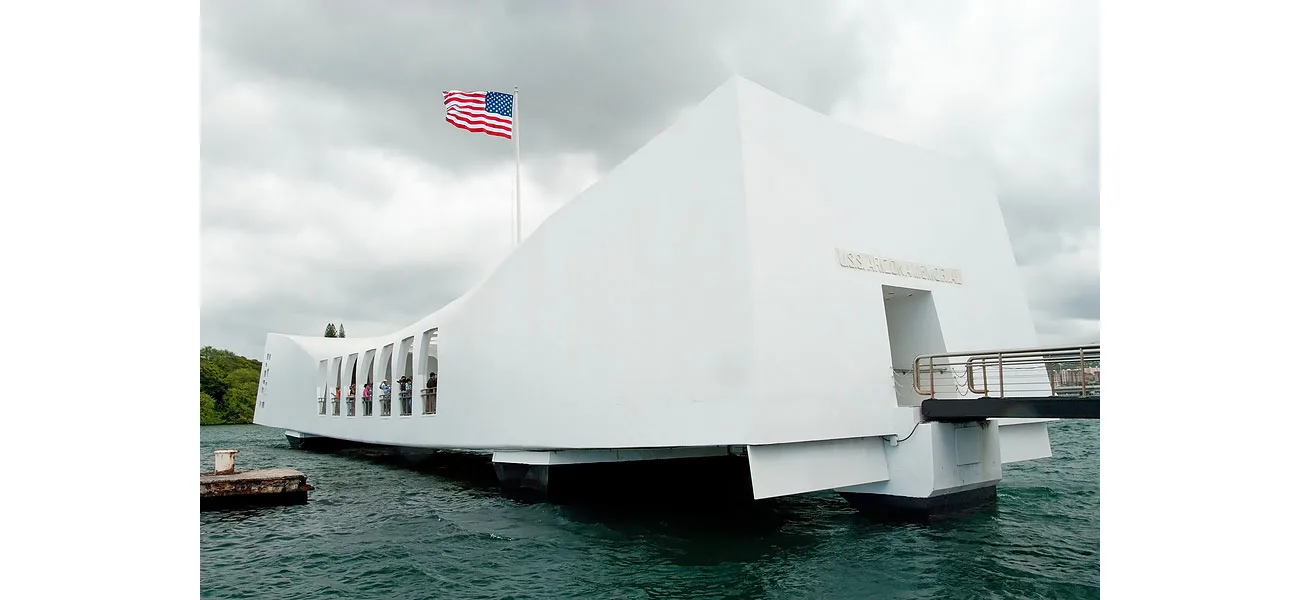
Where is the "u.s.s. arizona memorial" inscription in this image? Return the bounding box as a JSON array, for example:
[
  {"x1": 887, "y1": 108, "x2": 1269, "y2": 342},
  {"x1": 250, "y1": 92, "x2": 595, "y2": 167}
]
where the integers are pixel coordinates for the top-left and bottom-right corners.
[{"x1": 835, "y1": 248, "x2": 964, "y2": 285}]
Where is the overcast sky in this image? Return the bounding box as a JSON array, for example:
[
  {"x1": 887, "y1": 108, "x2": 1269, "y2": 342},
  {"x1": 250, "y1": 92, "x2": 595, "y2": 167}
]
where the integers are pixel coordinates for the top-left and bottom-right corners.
[{"x1": 201, "y1": 0, "x2": 1098, "y2": 359}]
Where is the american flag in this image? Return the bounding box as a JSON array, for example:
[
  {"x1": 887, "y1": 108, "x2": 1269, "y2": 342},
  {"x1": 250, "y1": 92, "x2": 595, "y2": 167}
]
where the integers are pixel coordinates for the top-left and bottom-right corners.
[{"x1": 442, "y1": 90, "x2": 514, "y2": 139}]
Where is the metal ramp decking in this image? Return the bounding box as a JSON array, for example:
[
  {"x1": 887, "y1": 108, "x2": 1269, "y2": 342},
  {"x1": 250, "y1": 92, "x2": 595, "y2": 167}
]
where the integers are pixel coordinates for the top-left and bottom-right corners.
[{"x1": 911, "y1": 344, "x2": 1100, "y2": 422}]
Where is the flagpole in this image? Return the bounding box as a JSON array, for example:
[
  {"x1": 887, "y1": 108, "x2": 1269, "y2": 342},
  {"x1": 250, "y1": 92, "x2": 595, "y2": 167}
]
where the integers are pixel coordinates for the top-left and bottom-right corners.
[{"x1": 513, "y1": 86, "x2": 521, "y2": 246}]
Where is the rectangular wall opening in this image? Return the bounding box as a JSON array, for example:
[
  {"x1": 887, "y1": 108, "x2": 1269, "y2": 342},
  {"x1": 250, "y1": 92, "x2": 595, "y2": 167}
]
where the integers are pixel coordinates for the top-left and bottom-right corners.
[
  {"x1": 399, "y1": 337, "x2": 415, "y2": 416},
  {"x1": 882, "y1": 285, "x2": 950, "y2": 407},
  {"x1": 330, "y1": 356, "x2": 343, "y2": 415},
  {"x1": 419, "y1": 328, "x2": 439, "y2": 415},
  {"x1": 361, "y1": 349, "x2": 376, "y2": 416},
  {"x1": 379, "y1": 344, "x2": 394, "y2": 416},
  {"x1": 317, "y1": 360, "x2": 328, "y2": 414},
  {"x1": 345, "y1": 353, "x2": 358, "y2": 416}
]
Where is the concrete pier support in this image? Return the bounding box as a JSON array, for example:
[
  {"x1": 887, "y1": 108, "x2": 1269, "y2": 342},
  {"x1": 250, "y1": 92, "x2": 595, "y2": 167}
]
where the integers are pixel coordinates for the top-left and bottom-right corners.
[
  {"x1": 837, "y1": 420, "x2": 1004, "y2": 520},
  {"x1": 492, "y1": 462, "x2": 552, "y2": 499},
  {"x1": 284, "y1": 430, "x2": 370, "y2": 452},
  {"x1": 838, "y1": 482, "x2": 999, "y2": 519},
  {"x1": 490, "y1": 447, "x2": 752, "y2": 505}
]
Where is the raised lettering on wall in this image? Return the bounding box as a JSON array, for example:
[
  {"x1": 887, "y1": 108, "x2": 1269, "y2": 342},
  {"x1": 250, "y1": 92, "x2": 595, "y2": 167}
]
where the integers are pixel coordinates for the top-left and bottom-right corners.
[{"x1": 835, "y1": 248, "x2": 963, "y2": 285}]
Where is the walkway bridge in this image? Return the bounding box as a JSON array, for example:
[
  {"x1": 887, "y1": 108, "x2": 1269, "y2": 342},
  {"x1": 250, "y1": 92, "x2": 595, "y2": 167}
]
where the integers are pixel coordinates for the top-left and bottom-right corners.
[{"x1": 912, "y1": 343, "x2": 1100, "y2": 422}]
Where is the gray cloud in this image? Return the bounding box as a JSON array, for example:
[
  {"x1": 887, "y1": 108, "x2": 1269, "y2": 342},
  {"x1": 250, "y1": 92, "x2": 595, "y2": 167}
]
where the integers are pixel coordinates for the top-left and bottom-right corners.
[
  {"x1": 203, "y1": 0, "x2": 880, "y2": 173},
  {"x1": 201, "y1": 0, "x2": 1099, "y2": 358},
  {"x1": 202, "y1": 261, "x2": 482, "y2": 358}
]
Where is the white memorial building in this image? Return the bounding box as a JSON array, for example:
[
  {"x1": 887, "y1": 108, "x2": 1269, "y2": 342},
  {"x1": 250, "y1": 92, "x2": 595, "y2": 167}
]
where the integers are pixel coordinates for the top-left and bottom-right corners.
[{"x1": 253, "y1": 76, "x2": 1056, "y2": 517}]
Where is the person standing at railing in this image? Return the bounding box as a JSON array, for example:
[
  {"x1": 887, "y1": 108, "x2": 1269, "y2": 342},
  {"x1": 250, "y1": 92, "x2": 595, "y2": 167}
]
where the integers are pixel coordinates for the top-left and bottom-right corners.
[
  {"x1": 363, "y1": 382, "x2": 372, "y2": 403},
  {"x1": 380, "y1": 379, "x2": 390, "y2": 396},
  {"x1": 395, "y1": 376, "x2": 412, "y2": 414},
  {"x1": 426, "y1": 371, "x2": 437, "y2": 392}
]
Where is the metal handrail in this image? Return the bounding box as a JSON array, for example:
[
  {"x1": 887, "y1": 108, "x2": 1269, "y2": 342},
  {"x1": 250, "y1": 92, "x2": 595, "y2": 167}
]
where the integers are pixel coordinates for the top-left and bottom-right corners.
[
  {"x1": 913, "y1": 343, "x2": 1101, "y2": 399},
  {"x1": 917, "y1": 343, "x2": 1100, "y2": 359},
  {"x1": 966, "y1": 349, "x2": 1098, "y2": 396},
  {"x1": 421, "y1": 387, "x2": 437, "y2": 414}
]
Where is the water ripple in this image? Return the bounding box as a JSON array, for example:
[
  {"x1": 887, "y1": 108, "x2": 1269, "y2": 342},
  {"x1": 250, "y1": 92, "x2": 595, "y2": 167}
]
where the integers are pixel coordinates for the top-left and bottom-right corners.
[{"x1": 202, "y1": 422, "x2": 1099, "y2": 599}]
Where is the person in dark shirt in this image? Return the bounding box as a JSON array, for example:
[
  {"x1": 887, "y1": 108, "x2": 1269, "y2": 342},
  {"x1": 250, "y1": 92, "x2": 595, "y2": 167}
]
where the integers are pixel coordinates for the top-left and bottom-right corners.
[{"x1": 426, "y1": 372, "x2": 437, "y2": 391}]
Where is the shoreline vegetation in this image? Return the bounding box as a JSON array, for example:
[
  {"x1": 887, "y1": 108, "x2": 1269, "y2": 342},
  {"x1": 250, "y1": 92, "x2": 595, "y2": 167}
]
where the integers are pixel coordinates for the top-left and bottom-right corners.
[
  {"x1": 200, "y1": 346, "x2": 262, "y2": 425},
  {"x1": 201, "y1": 326, "x2": 339, "y2": 425}
]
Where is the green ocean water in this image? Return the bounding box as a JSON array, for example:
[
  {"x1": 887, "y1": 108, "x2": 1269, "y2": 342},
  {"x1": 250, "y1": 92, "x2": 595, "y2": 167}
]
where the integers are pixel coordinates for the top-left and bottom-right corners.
[{"x1": 200, "y1": 421, "x2": 1099, "y2": 599}]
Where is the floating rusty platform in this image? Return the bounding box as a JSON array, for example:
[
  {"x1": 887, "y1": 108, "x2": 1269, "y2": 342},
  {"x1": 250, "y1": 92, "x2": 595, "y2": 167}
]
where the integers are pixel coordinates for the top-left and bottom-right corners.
[{"x1": 200, "y1": 468, "x2": 313, "y2": 511}]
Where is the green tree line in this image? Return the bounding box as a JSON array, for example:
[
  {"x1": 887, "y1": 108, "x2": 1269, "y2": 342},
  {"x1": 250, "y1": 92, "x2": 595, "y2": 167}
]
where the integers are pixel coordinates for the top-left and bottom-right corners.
[{"x1": 200, "y1": 346, "x2": 263, "y2": 425}]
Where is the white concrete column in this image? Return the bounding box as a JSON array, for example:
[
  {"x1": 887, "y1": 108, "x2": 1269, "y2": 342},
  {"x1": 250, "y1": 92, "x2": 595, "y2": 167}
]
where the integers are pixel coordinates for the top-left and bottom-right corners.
[
  {"x1": 415, "y1": 330, "x2": 433, "y2": 391},
  {"x1": 379, "y1": 343, "x2": 394, "y2": 416},
  {"x1": 389, "y1": 340, "x2": 405, "y2": 415},
  {"x1": 378, "y1": 344, "x2": 392, "y2": 385},
  {"x1": 325, "y1": 356, "x2": 340, "y2": 416},
  {"x1": 396, "y1": 337, "x2": 413, "y2": 415},
  {"x1": 364, "y1": 348, "x2": 378, "y2": 416},
  {"x1": 314, "y1": 359, "x2": 327, "y2": 411},
  {"x1": 343, "y1": 353, "x2": 358, "y2": 416}
]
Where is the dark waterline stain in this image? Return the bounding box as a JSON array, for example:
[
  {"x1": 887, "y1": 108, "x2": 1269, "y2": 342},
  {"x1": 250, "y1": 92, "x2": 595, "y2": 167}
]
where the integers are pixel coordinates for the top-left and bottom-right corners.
[{"x1": 200, "y1": 421, "x2": 1099, "y2": 599}]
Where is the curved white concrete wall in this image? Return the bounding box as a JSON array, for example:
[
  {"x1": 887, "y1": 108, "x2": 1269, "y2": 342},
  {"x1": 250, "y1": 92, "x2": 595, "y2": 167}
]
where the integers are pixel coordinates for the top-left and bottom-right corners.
[{"x1": 253, "y1": 77, "x2": 1045, "y2": 452}]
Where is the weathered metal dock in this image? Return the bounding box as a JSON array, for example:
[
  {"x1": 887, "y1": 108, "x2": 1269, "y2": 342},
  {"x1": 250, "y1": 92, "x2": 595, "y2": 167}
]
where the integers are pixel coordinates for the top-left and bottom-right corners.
[{"x1": 200, "y1": 450, "x2": 313, "y2": 510}]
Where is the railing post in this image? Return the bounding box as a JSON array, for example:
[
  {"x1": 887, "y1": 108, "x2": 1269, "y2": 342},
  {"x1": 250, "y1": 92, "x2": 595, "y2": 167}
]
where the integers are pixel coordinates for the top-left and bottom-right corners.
[
  {"x1": 1079, "y1": 347, "x2": 1087, "y2": 398},
  {"x1": 928, "y1": 357, "x2": 936, "y2": 399},
  {"x1": 422, "y1": 388, "x2": 437, "y2": 414},
  {"x1": 997, "y1": 352, "x2": 1004, "y2": 398}
]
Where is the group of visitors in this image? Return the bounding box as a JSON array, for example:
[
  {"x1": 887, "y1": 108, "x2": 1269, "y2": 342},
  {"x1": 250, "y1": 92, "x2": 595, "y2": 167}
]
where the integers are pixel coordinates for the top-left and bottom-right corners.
[
  {"x1": 387, "y1": 373, "x2": 438, "y2": 393},
  {"x1": 333, "y1": 381, "x2": 398, "y2": 397},
  {"x1": 331, "y1": 385, "x2": 360, "y2": 399},
  {"x1": 325, "y1": 373, "x2": 437, "y2": 408}
]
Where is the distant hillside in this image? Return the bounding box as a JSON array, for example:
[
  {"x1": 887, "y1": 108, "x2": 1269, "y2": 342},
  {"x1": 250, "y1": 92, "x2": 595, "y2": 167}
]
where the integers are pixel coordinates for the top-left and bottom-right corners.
[{"x1": 200, "y1": 346, "x2": 262, "y2": 425}]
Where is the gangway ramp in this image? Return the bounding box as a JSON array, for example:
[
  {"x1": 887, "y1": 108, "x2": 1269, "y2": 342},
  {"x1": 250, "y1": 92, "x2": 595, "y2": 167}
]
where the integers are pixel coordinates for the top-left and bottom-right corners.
[{"x1": 912, "y1": 344, "x2": 1100, "y2": 421}]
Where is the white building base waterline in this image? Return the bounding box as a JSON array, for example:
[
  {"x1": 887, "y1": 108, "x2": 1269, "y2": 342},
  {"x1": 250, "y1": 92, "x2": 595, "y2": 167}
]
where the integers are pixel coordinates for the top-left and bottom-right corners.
[{"x1": 282, "y1": 417, "x2": 1051, "y2": 518}]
